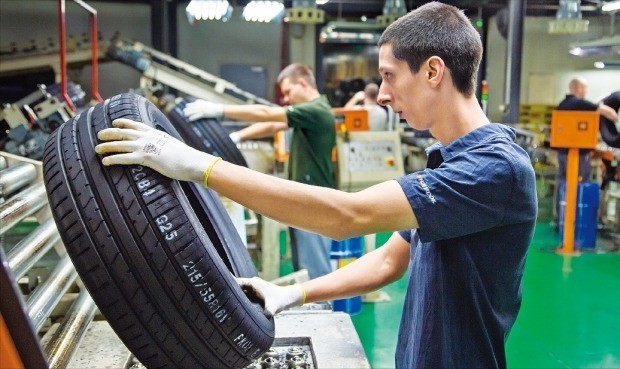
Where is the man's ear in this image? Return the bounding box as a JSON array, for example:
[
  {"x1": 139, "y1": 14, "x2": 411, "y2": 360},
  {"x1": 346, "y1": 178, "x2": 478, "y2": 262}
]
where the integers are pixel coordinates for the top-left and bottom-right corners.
[
  {"x1": 298, "y1": 77, "x2": 309, "y2": 88},
  {"x1": 425, "y1": 56, "x2": 445, "y2": 86}
]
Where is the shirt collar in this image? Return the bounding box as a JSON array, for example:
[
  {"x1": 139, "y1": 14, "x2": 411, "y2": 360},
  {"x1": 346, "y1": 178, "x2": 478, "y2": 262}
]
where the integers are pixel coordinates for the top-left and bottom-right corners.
[{"x1": 425, "y1": 123, "x2": 516, "y2": 162}]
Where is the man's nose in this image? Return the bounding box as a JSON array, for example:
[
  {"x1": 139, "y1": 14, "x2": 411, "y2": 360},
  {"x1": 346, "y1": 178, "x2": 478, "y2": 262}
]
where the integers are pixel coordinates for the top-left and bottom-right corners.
[
  {"x1": 377, "y1": 84, "x2": 391, "y2": 106},
  {"x1": 377, "y1": 93, "x2": 391, "y2": 107}
]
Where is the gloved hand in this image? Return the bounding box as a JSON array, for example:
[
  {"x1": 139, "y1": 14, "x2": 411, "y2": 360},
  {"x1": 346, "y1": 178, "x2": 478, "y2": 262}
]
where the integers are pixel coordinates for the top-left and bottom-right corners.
[
  {"x1": 229, "y1": 132, "x2": 241, "y2": 144},
  {"x1": 236, "y1": 277, "x2": 305, "y2": 318},
  {"x1": 95, "y1": 118, "x2": 220, "y2": 185},
  {"x1": 183, "y1": 99, "x2": 224, "y2": 121}
]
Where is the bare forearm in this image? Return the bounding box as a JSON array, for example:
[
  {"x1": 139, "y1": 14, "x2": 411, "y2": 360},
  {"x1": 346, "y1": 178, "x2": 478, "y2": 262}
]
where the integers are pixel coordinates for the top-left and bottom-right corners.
[
  {"x1": 598, "y1": 104, "x2": 619, "y2": 122},
  {"x1": 303, "y1": 233, "x2": 409, "y2": 302},
  {"x1": 206, "y1": 161, "x2": 416, "y2": 240},
  {"x1": 237, "y1": 122, "x2": 287, "y2": 140},
  {"x1": 208, "y1": 161, "x2": 355, "y2": 239},
  {"x1": 223, "y1": 104, "x2": 287, "y2": 122}
]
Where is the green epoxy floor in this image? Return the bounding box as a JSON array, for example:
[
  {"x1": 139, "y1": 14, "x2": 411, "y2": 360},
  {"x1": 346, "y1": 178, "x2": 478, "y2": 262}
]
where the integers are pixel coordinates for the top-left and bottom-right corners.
[{"x1": 348, "y1": 224, "x2": 620, "y2": 369}]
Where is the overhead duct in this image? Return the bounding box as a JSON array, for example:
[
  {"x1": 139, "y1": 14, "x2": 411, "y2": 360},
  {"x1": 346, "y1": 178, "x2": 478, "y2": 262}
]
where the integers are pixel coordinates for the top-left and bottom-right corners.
[
  {"x1": 569, "y1": 34, "x2": 620, "y2": 56},
  {"x1": 319, "y1": 21, "x2": 384, "y2": 44},
  {"x1": 548, "y1": 0, "x2": 589, "y2": 34}
]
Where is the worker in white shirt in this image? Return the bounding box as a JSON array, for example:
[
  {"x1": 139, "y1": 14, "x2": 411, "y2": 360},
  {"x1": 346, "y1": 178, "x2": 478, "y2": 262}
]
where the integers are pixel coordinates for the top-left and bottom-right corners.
[{"x1": 344, "y1": 82, "x2": 388, "y2": 131}]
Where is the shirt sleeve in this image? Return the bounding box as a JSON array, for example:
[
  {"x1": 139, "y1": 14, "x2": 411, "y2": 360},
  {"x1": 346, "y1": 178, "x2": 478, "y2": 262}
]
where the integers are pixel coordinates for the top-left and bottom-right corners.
[
  {"x1": 286, "y1": 104, "x2": 320, "y2": 131},
  {"x1": 398, "y1": 229, "x2": 412, "y2": 243},
  {"x1": 396, "y1": 149, "x2": 516, "y2": 243}
]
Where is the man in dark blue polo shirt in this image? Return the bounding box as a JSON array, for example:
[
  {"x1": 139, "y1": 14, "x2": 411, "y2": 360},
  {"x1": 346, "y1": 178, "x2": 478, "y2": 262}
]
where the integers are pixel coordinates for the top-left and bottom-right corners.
[{"x1": 95, "y1": 2, "x2": 538, "y2": 368}]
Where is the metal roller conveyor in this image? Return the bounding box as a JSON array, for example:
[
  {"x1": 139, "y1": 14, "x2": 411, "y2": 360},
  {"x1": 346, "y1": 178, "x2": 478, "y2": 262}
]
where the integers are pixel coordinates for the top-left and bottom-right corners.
[
  {"x1": 44, "y1": 290, "x2": 97, "y2": 369},
  {"x1": 26, "y1": 255, "x2": 78, "y2": 332},
  {"x1": 0, "y1": 162, "x2": 38, "y2": 197},
  {"x1": 7, "y1": 219, "x2": 61, "y2": 279},
  {"x1": 0, "y1": 182, "x2": 48, "y2": 236}
]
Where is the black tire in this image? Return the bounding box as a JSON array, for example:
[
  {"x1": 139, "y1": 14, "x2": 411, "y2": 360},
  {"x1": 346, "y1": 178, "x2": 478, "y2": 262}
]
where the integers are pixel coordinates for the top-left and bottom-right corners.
[
  {"x1": 42, "y1": 93, "x2": 274, "y2": 369},
  {"x1": 168, "y1": 98, "x2": 248, "y2": 167},
  {"x1": 600, "y1": 116, "x2": 620, "y2": 147}
]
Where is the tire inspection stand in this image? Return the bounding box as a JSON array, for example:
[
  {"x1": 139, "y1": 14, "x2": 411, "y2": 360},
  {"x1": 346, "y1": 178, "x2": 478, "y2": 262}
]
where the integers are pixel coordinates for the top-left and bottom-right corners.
[{"x1": 550, "y1": 110, "x2": 600, "y2": 255}]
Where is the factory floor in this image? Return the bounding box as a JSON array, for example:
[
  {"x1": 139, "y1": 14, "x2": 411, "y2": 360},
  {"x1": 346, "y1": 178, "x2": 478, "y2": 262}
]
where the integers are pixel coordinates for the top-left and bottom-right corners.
[{"x1": 276, "y1": 189, "x2": 620, "y2": 368}]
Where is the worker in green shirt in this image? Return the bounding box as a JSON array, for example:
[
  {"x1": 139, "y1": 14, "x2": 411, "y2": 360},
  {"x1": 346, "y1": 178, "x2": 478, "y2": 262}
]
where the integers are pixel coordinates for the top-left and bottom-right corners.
[{"x1": 183, "y1": 63, "x2": 336, "y2": 279}]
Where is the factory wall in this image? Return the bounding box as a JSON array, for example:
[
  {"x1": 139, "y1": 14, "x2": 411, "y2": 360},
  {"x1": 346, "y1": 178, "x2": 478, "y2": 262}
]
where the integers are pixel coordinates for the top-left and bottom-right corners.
[
  {"x1": 175, "y1": 5, "x2": 283, "y2": 102},
  {"x1": 486, "y1": 15, "x2": 620, "y2": 123}
]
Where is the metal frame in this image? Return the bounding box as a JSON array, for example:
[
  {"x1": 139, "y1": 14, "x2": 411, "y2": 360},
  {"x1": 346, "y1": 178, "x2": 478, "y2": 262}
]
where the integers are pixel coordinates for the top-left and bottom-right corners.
[{"x1": 58, "y1": 0, "x2": 103, "y2": 111}]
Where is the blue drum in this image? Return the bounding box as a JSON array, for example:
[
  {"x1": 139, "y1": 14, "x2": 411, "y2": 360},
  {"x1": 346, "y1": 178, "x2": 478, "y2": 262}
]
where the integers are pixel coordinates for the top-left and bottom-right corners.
[
  {"x1": 330, "y1": 237, "x2": 364, "y2": 315},
  {"x1": 558, "y1": 181, "x2": 600, "y2": 250}
]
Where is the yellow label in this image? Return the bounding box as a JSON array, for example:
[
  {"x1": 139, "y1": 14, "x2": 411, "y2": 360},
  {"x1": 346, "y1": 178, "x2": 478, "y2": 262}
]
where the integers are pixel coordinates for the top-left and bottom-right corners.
[{"x1": 338, "y1": 257, "x2": 356, "y2": 269}]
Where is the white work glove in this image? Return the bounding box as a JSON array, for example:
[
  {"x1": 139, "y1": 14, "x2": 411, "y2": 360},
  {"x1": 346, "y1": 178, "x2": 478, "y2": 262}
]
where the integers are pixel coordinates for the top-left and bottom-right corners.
[
  {"x1": 236, "y1": 277, "x2": 305, "y2": 318},
  {"x1": 229, "y1": 132, "x2": 241, "y2": 144},
  {"x1": 183, "y1": 99, "x2": 224, "y2": 121},
  {"x1": 95, "y1": 118, "x2": 220, "y2": 185}
]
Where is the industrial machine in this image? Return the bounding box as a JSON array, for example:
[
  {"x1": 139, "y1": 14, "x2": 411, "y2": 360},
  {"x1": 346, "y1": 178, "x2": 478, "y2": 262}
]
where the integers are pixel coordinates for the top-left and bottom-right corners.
[
  {"x1": 0, "y1": 85, "x2": 74, "y2": 160},
  {"x1": 108, "y1": 39, "x2": 274, "y2": 107},
  {"x1": 331, "y1": 107, "x2": 405, "y2": 192},
  {"x1": 336, "y1": 130, "x2": 405, "y2": 192}
]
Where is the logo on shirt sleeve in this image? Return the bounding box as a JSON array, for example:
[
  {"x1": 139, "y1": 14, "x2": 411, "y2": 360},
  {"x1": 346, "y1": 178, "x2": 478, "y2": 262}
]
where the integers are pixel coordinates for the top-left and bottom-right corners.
[{"x1": 416, "y1": 174, "x2": 437, "y2": 204}]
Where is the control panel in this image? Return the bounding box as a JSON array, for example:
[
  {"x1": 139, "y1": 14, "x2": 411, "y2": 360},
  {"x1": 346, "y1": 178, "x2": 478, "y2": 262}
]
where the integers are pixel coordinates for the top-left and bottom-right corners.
[{"x1": 336, "y1": 131, "x2": 405, "y2": 192}]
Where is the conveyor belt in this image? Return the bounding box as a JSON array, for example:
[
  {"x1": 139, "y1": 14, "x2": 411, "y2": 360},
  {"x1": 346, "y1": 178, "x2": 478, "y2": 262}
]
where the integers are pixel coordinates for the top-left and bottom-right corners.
[{"x1": 109, "y1": 39, "x2": 276, "y2": 106}]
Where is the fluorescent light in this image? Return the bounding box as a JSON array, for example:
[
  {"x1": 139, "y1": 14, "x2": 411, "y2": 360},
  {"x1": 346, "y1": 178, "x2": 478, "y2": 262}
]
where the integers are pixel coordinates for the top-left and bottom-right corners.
[
  {"x1": 186, "y1": 0, "x2": 232, "y2": 23},
  {"x1": 569, "y1": 47, "x2": 583, "y2": 56},
  {"x1": 243, "y1": 1, "x2": 285, "y2": 22},
  {"x1": 316, "y1": 0, "x2": 330, "y2": 4},
  {"x1": 602, "y1": 1, "x2": 620, "y2": 12}
]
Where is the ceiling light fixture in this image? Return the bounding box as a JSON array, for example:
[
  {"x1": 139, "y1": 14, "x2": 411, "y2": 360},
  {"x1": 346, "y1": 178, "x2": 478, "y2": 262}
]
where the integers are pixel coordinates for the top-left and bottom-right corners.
[
  {"x1": 185, "y1": 0, "x2": 233, "y2": 23},
  {"x1": 602, "y1": 1, "x2": 620, "y2": 12},
  {"x1": 243, "y1": 1, "x2": 285, "y2": 23}
]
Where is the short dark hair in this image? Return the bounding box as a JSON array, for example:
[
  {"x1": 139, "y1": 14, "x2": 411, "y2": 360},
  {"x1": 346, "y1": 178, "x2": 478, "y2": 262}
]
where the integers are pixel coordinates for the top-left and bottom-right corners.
[
  {"x1": 378, "y1": 1, "x2": 482, "y2": 96},
  {"x1": 277, "y1": 63, "x2": 317, "y2": 89}
]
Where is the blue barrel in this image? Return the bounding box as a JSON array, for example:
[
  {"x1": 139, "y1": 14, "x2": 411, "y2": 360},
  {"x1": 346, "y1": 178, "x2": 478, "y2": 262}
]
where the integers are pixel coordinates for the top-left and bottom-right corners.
[
  {"x1": 330, "y1": 237, "x2": 364, "y2": 315},
  {"x1": 558, "y1": 181, "x2": 600, "y2": 250},
  {"x1": 575, "y1": 182, "x2": 599, "y2": 249}
]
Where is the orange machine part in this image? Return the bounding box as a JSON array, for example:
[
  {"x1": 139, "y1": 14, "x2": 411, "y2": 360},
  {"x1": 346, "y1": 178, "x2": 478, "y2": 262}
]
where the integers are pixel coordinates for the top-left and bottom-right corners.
[
  {"x1": 332, "y1": 108, "x2": 369, "y2": 132},
  {"x1": 274, "y1": 130, "x2": 289, "y2": 163},
  {"x1": 0, "y1": 313, "x2": 25, "y2": 369},
  {"x1": 550, "y1": 110, "x2": 600, "y2": 149},
  {"x1": 550, "y1": 110, "x2": 601, "y2": 254}
]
